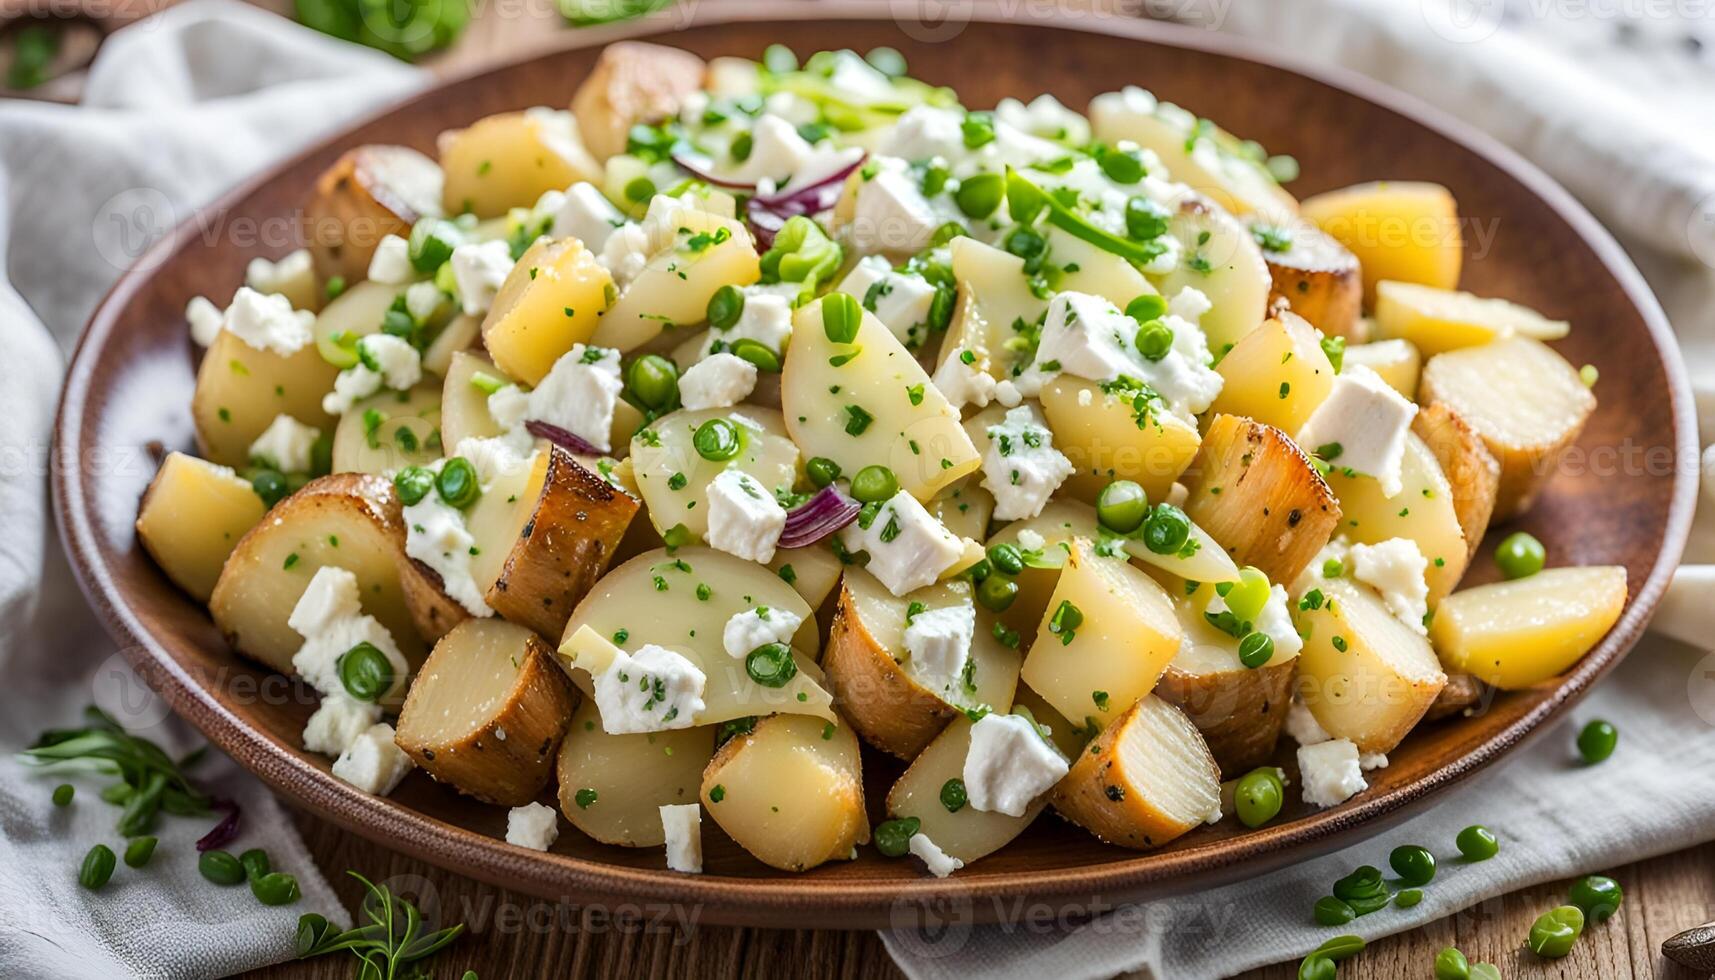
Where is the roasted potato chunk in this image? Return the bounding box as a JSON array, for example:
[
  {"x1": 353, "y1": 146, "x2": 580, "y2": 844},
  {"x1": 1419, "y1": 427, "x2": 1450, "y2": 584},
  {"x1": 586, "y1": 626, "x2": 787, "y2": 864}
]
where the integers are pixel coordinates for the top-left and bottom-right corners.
[
  {"x1": 1299, "y1": 181, "x2": 1463, "y2": 304},
  {"x1": 1050, "y1": 695, "x2": 1222, "y2": 850},
  {"x1": 304, "y1": 145, "x2": 443, "y2": 284},
  {"x1": 1253, "y1": 218, "x2": 1362, "y2": 339},
  {"x1": 481, "y1": 236, "x2": 616, "y2": 386},
  {"x1": 886, "y1": 715, "x2": 1044, "y2": 866},
  {"x1": 136, "y1": 452, "x2": 268, "y2": 601},
  {"x1": 570, "y1": 41, "x2": 707, "y2": 162},
  {"x1": 1374, "y1": 280, "x2": 1569, "y2": 358},
  {"x1": 1155, "y1": 588, "x2": 1298, "y2": 777}
]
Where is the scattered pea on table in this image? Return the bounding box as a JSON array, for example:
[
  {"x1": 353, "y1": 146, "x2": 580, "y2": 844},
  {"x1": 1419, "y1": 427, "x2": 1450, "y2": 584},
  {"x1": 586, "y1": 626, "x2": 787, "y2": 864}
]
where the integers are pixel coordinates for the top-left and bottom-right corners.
[
  {"x1": 1577, "y1": 719, "x2": 1618, "y2": 764},
  {"x1": 1456, "y1": 825, "x2": 1499, "y2": 862}
]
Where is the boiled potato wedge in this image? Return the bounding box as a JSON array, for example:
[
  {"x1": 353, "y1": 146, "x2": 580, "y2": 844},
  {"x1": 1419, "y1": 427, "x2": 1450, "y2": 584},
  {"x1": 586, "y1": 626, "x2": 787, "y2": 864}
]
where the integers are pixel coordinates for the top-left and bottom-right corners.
[
  {"x1": 1374, "y1": 280, "x2": 1569, "y2": 357},
  {"x1": 1208, "y1": 312, "x2": 1337, "y2": 435},
  {"x1": 941, "y1": 236, "x2": 1049, "y2": 382},
  {"x1": 592, "y1": 210, "x2": 760, "y2": 352},
  {"x1": 395, "y1": 618, "x2": 578, "y2": 806},
  {"x1": 700, "y1": 713, "x2": 869, "y2": 872},
  {"x1": 1324, "y1": 433, "x2": 1469, "y2": 604},
  {"x1": 886, "y1": 716, "x2": 1042, "y2": 865},
  {"x1": 570, "y1": 41, "x2": 706, "y2": 162},
  {"x1": 136, "y1": 452, "x2": 268, "y2": 601},
  {"x1": 440, "y1": 109, "x2": 601, "y2": 218},
  {"x1": 192, "y1": 329, "x2": 337, "y2": 468},
  {"x1": 1252, "y1": 219, "x2": 1362, "y2": 339},
  {"x1": 1299, "y1": 181, "x2": 1462, "y2": 304},
  {"x1": 1412, "y1": 401, "x2": 1500, "y2": 565},
  {"x1": 304, "y1": 144, "x2": 443, "y2": 283},
  {"x1": 824, "y1": 571, "x2": 1021, "y2": 758},
  {"x1": 330, "y1": 383, "x2": 442, "y2": 475},
  {"x1": 439, "y1": 350, "x2": 509, "y2": 450},
  {"x1": 481, "y1": 236, "x2": 616, "y2": 386},
  {"x1": 1294, "y1": 576, "x2": 1447, "y2": 754},
  {"x1": 1342, "y1": 338, "x2": 1421, "y2": 398},
  {"x1": 1182, "y1": 414, "x2": 1341, "y2": 586},
  {"x1": 422, "y1": 313, "x2": 481, "y2": 378},
  {"x1": 629, "y1": 407, "x2": 798, "y2": 542},
  {"x1": 1039, "y1": 376, "x2": 1201, "y2": 504},
  {"x1": 1152, "y1": 195, "x2": 1273, "y2": 355},
  {"x1": 1418, "y1": 336, "x2": 1595, "y2": 520},
  {"x1": 1431, "y1": 566, "x2": 1626, "y2": 690},
  {"x1": 555, "y1": 698, "x2": 714, "y2": 846},
  {"x1": 1020, "y1": 538, "x2": 1183, "y2": 730},
  {"x1": 1049, "y1": 694, "x2": 1222, "y2": 850}
]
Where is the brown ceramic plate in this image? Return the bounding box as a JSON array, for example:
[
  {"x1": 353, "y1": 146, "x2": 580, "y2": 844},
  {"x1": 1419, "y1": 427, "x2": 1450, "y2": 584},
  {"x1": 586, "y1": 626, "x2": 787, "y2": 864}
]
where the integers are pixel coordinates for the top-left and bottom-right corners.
[{"x1": 53, "y1": 2, "x2": 1699, "y2": 929}]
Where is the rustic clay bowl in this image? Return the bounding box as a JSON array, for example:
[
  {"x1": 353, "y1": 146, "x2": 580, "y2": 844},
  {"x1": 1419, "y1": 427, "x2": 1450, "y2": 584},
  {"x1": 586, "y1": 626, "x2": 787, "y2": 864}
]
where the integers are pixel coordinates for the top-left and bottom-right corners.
[{"x1": 52, "y1": 1, "x2": 1698, "y2": 928}]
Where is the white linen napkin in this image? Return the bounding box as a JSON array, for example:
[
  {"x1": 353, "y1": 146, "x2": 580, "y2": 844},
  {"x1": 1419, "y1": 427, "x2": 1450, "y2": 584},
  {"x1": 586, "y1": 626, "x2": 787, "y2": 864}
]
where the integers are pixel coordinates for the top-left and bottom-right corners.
[
  {"x1": 883, "y1": 1, "x2": 1715, "y2": 977},
  {"x1": 0, "y1": 3, "x2": 425, "y2": 976}
]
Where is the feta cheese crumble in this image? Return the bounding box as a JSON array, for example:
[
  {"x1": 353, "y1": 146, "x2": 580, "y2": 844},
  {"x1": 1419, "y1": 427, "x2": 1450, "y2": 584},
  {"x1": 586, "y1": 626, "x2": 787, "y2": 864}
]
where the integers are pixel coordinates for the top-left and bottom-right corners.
[
  {"x1": 1295, "y1": 365, "x2": 1418, "y2": 498},
  {"x1": 322, "y1": 334, "x2": 423, "y2": 416},
  {"x1": 705, "y1": 469, "x2": 788, "y2": 563},
  {"x1": 838, "y1": 490, "x2": 964, "y2": 597},
  {"x1": 981, "y1": 405, "x2": 1075, "y2": 521},
  {"x1": 1252, "y1": 584, "x2": 1305, "y2": 660},
  {"x1": 302, "y1": 693, "x2": 381, "y2": 757},
  {"x1": 678, "y1": 352, "x2": 758, "y2": 410},
  {"x1": 908, "y1": 833, "x2": 964, "y2": 878},
  {"x1": 931, "y1": 351, "x2": 998, "y2": 410},
  {"x1": 1349, "y1": 537, "x2": 1431, "y2": 635},
  {"x1": 551, "y1": 182, "x2": 628, "y2": 253},
  {"x1": 331, "y1": 722, "x2": 413, "y2": 796},
  {"x1": 286, "y1": 566, "x2": 409, "y2": 706},
  {"x1": 850, "y1": 159, "x2": 941, "y2": 255},
  {"x1": 902, "y1": 602, "x2": 976, "y2": 702},
  {"x1": 367, "y1": 234, "x2": 414, "y2": 285},
  {"x1": 403, "y1": 460, "x2": 493, "y2": 617},
  {"x1": 1284, "y1": 699, "x2": 1332, "y2": 746},
  {"x1": 248, "y1": 414, "x2": 321, "y2": 473},
  {"x1": 698, "y1": 286, "x2": 796, "y2": 362},
  {"x1": 1297, "y1": 738, "x2": 1368, "y2": 808},
  {"x1": 963, "y1": 712, "x2": 1069, "y2": 817},
  {"x1": 722, "y1": 605, "x2": 804, "y2": 659},
  {"x1": 222, "y1": 287, "x2": 314, "y2": 356},
  {"x1": 522, "y1": 344, "x2": 625, "y2": 452},
  {"x1": 660, "y1": 804, "x2": 703, "y2": 873},
  {"x1": 450, "y1": 239, "x2": 515, "y2": 316},
  {"x1": 835, "y1": 256, "x2": 937, "y2": 348},
  {"x1": 591, "y1": 643, "x2": 707, "y2": 734},
  {"x1": 186, "y1": 296, "x2": 224, "y2": 347},
  {"x1": 506, "y1": 801, "x2": 560, "y2": 851},
  {"x1": 246, "y1": 249, "x2": 315, "y2": 307}
]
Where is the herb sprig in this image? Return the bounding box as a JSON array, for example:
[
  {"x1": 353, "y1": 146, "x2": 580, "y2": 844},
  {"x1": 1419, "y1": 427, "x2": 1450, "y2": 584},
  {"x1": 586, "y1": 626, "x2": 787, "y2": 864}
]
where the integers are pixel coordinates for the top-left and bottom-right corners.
[
  {"x1": 296, "y1": 872, "x2": 466, "y2": 979},
  {"x1": 19, "y1": 706, "x2": 214, "y2": 837}
]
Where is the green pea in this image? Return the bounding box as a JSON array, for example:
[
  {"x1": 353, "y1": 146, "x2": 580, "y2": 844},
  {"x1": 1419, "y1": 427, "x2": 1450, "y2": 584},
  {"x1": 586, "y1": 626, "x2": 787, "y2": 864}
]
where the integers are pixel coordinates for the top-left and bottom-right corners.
[
  {"x1": 1237, "y1": 631, "x2": 1275, "y2": 669},
  {"x1": 1469, "y1": 964, "x2": 1502, "y2": 980},
  {"x1": 199, "y1": 849, "x2": 246, "y2": 886},
  {"x1": 960, "y1": 112, "x2": 996, "y2": 148},
  {"x1": 1576, "y1": 719, "x2": 1617, "y2": 764},
  {"x1": 977, "y1": 574, "x2": 1019, "y2": 613},
  {"x1": 849, "y1": 465, "x2": 898, "y2": 503},
  {"x1": 965, "y1": 558, "x2": 992, "y2": 584},
  {"x1": 728, "y1": 338, "x2": 781, "y2": 373},
  {"x1": 79, "y1": 844, "x2": 116, "y2": 890},
  {"x1": 124, "y1": 836, "x2": 157, "y2": 868},
  {"x1": 1311, "y1": 935, "x2": 1365, "y2": 961},
  {"x1": 1234, "y1": 768, "x2": 1283, "y2": 828},
  {"x1": 624, "y1": 176, "x2": 657, "y2": 202},
  {"x1": 1395, "y1": 888, "x2": 1423, "y2": 908},
  {"x1": 745, "y1": 643, "x2": 797, "y2": 688},
  {"x1": 873, "y1": 816, "x2": 921, "y2": 857},
  {"x1": 707, "y1": 284, "x2": 745, "y2": 330},
  {"x1": 1312, "y1": 896, "x2": 1355, "y2": 926},
  {"x1": 1125, "y1": 293, "x2": 1168, "y2": 323},
  {"x1": 1142, "y1": 504, "x2": 1191, "y2": 555},
  {"x1": 939, "y1": 778, "x2": 967, "y2": 813},
  {"x1": 1125, "y1": 196, "x2": 1169, "y2": 240},
  {"x1": 1134, "y1": 319, "x2": 1174, "y2": 361},
  {"x1": 393, "y1": 465, "x2": 435, "y2": 506},
  {"x1": 954, "y1": 172, "x2": 1005, "y2": 219},
  {"x1": 251, "y1": 468, "x2": 289, "y2": 508},
  {"x1": 435, "y1": 457, "x2": 481, "y2": 509},
  {"x1": 1569, "y1": 874, "x2": 1622, "y2": 922},
  {"x1": 1433, "y1": 946, "x2": 1470, "y2": 980},
  {"x1": 1389, "y1": 844, "x2": 1437, "y2": 886},
  {"x1": 1098, "y1": 146, "x2": 1145, "y2": 184},
  {"x1": 626, "y1": 354, "x2": 680, "y2": 412},
  {"x1": 1494, "y1": 531, "x2": 1546, "y2": 579},
  {"x1": 252, "y1": 871, "x2": 301, "y2": 906},
  {"x1": 1296, "y1": 955, "x2": 1335, "y2": 980},
  {"x1": 1332, "y1": 865, "x2": 1385, "y2": 902},
  {"x1": 1456, "y1": 825, "x2": 1499, "y2": 861},
  {"x1": 1527, "y1": 905, "x2": 1584, "y2": 958},
  {"x1": 987, "y1": 543, "x2": 1025, "y2": 576},
  {"x1": 806, "y1": 457, "x2": 842, "y2": 488},
  {"x1": 692, "y1": 418, "x2": 742, "y2": 462},
  {"x1": 822, "y1": 292, "x2": 862, "y2": 344},
  {"x1": 1096, "y1": 479, "x2": 1149, "y2": 534},
  {"x1": 239, "y1": 847, "x2": 271, "y2": 881},
  {"x1": 52, "y1": 783, "x2": 74, "y2": 806},
  {"x1": 338, "y1": 642, "x2": 394, "y2": 703}
]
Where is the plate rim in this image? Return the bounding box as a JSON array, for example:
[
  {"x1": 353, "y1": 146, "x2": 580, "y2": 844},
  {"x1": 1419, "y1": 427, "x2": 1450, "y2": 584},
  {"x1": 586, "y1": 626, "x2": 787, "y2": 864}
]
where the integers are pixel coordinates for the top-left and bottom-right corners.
[{"x1": 51, "y1": 1, "x2": 1700, "y2": 928}]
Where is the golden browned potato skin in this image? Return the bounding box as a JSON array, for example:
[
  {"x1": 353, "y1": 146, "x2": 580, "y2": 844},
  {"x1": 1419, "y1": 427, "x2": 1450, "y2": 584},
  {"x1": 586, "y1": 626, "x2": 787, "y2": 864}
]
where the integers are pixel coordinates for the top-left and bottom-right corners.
[
  {"x1": 1049, "y1": 696, "x2": 1220, "y2": 850},
  {"x1": 395, "y1": 627, "x2": 578, "y2": 806},
  {"x1": 1154, "y1": 658, "x2": 1296, "y2": 778},
  {"x1": 1423, "y1": 672, "x2": 1485, "y2": 722},
  {"x1": 1412, "y1": 401, "x2": 1499, "y2": 565},
  {"x1": 821, "y1": 581, "x2": 956, "y2": 759},
  {"x1": 1182, "y1": 414, "x2": 1342, "y2": 586},
  {"x1": 1256, "y1": 219, "x2": 1363, "y2": 340},
  {"x1": 303, "y1": 145, "x2": 443, "y2": 284},
  {"x1": 571, "y1": 41, "x2": 707, "y2": 162},
  {"x1": 484, "y1": 448, "x2": 639, "y2": 639}
]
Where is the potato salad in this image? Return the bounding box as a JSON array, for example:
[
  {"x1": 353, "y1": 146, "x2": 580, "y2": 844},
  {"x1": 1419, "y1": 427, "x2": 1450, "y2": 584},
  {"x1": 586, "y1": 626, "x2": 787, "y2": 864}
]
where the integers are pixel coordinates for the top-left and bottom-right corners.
[{"x1": 135, "y1": 41, "x2": 1627, "y2": 877}]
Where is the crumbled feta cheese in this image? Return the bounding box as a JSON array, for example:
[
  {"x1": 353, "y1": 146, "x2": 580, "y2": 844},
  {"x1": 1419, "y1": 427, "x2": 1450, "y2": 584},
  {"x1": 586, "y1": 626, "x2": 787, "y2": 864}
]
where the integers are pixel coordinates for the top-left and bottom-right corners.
[
  {"x1": 903, "y1": 602, "x2": 976, "y2": 701},
  {"x1": 1020, "y1": 289, "x2": 1222, "y2": 422},
  {"x1": 835, "y1": 256, "x2": 937, "y2": 348},
  {"x1": 1360, "y1": 752, "x2": 1389, "y2": 771},
  {"x1": 981, "y1": 405, "x2": 1074, "y2": 521},
  {"x1": 452, "y1": 435, "x2": 534, "y2": 485},
  {"x1": 248, "y1": 414, "x2": 322, "y2": 473},
  {"x1": 1016, "y1": 528, "x2": 1046, "y2": 553},
  {"x1": 551, "y1": 181, "x2": 628, "y2": 253},
  {"x1": 1349, "y1": 538, "x2": 1431, "y2": 635},
  {"x1": 699, "y1": 287, "x2": 796, "y2": 362},
  {"x1": 880, "y1": 106, "x2": 965, "y2": 162},
  {"x1": 222, "y1": 287, "x2": 314, "y2": 356},
  {"x1": 592, "y1": 643, "x2": 707, "y2": 734},
  {"x1": 302, "y1": 693, "x2": 382, "y2": 757},
  {"x1": 994, "y1": 94, "x2": 1090, "y2": 145},
  {"x1": 706, "y1": 468, "x2": 787, "y2": 563},
  {"x1": 597, "y1": 221, "x2": 651, "y2": 290},
  {"x1": 404, "y1": 477, "x2": 492, "y2": 618},
  {"x1": 678, "y1": 353, "x2": 758, "y2": 410},
  {"x1": 505, "y1": 801, "x2": 560, "y2": 851},
  {"x1": 1297, "y1": 738, "x2": 1367, "y2": 808},
  {"x1": 659, "y1": 804, "x2": 703, "y2": 873},
  {"x1": 838, "y1": 491, "x2": 964, "y2": 596},
  {"x1": 1253, "y1": 584, "x2": 1305, "y2": 660},
  {"x1": 362, "y1": 333, "x2": 423, "y2": 390},
  {"x1": 993, "y1": 380, "x2": 1022, "y2": 408},
  {"x1": 1284, "y1": 699, "x2": 1332, "y2": 746},
  {"x1": 331, "y1": 722, "x2": 412, "y2": 795},
  {"x1": 487, "y1": 384, "x2": 531, "y2": 432},
  {"x1": 286, "y1": 566, "x2": 408, "y2": 701},
  {"x1": 722, "y1": 605, "x2": 804, "y2": 659},
  {"x1": 186, "y1": 296, "x2": 224, "y2": 347},
  {"x1": 931, "y1": 350, "x2": 997, "y2": 410},
  {"x1": 526, "y1": 344, "x2": 624, "y2": 452},
  {"x1": 367, "y1": 235, "x2": 413, "y2": 285},
  {"x1": 287, "y1": 566, "x2": 365, "y2": 637},
  {"x1": 963, "y1": 712, "x2": 1069, "y2": 817},
  {"x1": 726, "y1": 114, "x2": 815, "y2": 184},
  {"x1": 404, "y1": 281, "x2": 444, "y2": 322},
  {"x1": 1295, "y1": 366, "x2": 1419, "y2": 498},
  {"x1": 246, "y1": 249, "x2": 315, "y2": 306},
  {"x1": 908, "y1": 833, "x2": 964, "y2": 878},
  {"x1": 851, "y1": 161, "x2": 940, "y2": 255},
  {"x1": 322, "y1": 366, "x2": 380, "y2": 416},
  {"x1": 450, "y1": 239, "x2": 515, "y2": 316}
]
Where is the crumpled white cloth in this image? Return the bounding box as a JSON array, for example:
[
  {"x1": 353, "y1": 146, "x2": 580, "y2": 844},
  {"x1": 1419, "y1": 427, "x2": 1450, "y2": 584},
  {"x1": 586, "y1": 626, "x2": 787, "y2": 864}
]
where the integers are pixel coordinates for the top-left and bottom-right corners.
[
  {"x1": 884, "y1": 1, "x2": 1715, "y2": 977},
  {"x1": 0, "y1": 3, "x2": 425, "y2": 977}
]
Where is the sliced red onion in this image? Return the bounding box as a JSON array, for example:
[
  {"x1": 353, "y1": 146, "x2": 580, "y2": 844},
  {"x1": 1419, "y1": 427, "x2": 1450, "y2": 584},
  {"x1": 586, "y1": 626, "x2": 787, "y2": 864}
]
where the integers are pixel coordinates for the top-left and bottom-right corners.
[
  {"x1": 669, "y1": 152, "x2": 759, "y2": 191},
  {"x1": 778, "y1": 486, "x2": 862, "y2": 549},
  {"x1": 196, "y1": 798, "x2": 241, "y2": 852},
  {"x1": 526, "y1": 419, "x2": 603, "y2": 456},
  {"x1": 745, "y1": 152, "x2": 867, "y2": 249}
]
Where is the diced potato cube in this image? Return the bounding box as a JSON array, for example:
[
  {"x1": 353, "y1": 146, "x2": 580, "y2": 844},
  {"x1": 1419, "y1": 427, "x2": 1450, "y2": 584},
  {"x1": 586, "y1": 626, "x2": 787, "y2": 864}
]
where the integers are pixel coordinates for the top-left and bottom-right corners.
[
  {"x1": 1342, "y1": 338, "x2": 1421, "y2": 398},
  {"x1": 1431, "y1": 566, "x2": 1626, "y2": 690},
  {"x1": 136, "y1": 453, "x2": 268, "y2": 601},
  {"x1": 1374, "y1": 280, "x2": 1569, "y2": 358},
  {"x1": 482, "y1": 237, "x2": 615, "y2": 385},
  {"x1": 700, "y1": 714, "x2": 869, "y2": 872},
  {"x1": 592, "y1": 210, "x2": 759, "y2": 353},
  {"x1": 1324, "y1": 433, "x2": 1469, "y2": 604},
  {"x1": 1039, "y1": 376, "x2": 1201, "y2": 504},
  {"x1": 1209, "y1": 312, "x2": 1338, "y2": 435},
  {"x1": 192, "y1": 330, "x2": 336, "y2": 468},
  {"x1": 1049, "y1": 694, "x2": 1221, "y2": 850},
  {"x1": 440, "y1": 110, "x2": 601, "y2": 218},
  {"x1": 1295, "y1": 578, "x2": 1447, "y2": 754},
  {"x1": 1299, "y1": 181, "x2": 1462, "y2": 304}
]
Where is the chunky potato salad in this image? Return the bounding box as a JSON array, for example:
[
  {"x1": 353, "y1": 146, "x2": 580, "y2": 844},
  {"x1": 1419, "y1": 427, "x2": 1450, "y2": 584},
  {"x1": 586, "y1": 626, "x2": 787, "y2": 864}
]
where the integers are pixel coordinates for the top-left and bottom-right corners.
[{"x1": 137, "y1": 42, "x2": 1626, "y2": 875}]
